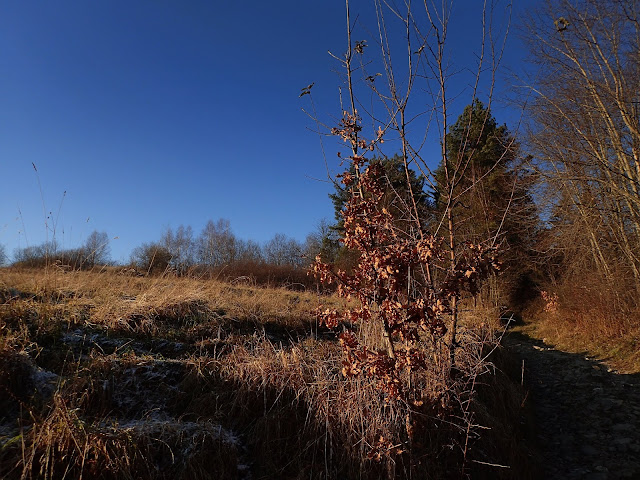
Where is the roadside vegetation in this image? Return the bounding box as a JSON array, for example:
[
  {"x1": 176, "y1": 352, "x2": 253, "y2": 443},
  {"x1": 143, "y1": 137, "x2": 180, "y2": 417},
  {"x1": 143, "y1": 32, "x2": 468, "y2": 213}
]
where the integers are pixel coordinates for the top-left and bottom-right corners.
[{"x1": 514, "y1": 0, "x2": 640, "y2": 374}]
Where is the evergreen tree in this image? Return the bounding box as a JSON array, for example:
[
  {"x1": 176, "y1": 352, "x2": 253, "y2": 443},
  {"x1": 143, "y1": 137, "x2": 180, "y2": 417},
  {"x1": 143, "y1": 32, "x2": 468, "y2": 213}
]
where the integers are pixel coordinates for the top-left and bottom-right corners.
[
  {"x1": 435, "y1": 100, "x2": 539, "y2": 305},
  {"x1": 330, "y1": 154, "x2": 432, "y2": 233},
  {"x1": 328, "y1": 154, "x2": 433, "y2": 271}
]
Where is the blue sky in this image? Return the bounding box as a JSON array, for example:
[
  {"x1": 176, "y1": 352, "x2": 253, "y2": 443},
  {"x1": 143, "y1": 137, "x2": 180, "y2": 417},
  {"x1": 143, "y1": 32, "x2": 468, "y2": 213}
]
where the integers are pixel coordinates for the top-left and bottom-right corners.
[{"x1": 0, "y1": 1, "x2": 538, "y2": 263}]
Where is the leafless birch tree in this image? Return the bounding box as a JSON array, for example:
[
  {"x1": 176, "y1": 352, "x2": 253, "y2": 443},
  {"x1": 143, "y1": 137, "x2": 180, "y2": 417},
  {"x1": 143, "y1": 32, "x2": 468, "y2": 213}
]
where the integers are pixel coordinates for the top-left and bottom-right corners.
[{"x1": 524, "y1": 0, "x2": 640, "y2": 301}]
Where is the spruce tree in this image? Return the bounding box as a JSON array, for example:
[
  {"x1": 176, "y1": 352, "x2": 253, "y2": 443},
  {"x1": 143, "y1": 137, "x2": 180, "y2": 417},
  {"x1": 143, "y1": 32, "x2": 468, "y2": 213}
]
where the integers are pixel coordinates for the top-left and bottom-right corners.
[{"x1": 434, "y1": 100, "x2": 539, "y2": 305}]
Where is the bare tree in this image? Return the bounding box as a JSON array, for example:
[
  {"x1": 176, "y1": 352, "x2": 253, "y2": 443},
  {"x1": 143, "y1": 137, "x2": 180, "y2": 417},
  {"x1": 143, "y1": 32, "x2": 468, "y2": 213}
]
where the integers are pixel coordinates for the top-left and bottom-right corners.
[
  {"x1": 263, "y1": 233, "x2": 304, "y2": 268},
  {"x1": 236, "y1": 239, "x2": 264, "y2": 263},
  {"x1": 83, "y1": 230, "x2": 111, "y2": 267},
  {"x1": 162, "y1": 225, "x2": 195, "y2": 274},
  {"x1": 524, "y1": 0, "x2": 640, "y2": 298},
  {"x1": 130, "y1": 242, "x2": 172, "y2": 275},
  {"x1": 196, "y1": 219, "x2": 237, "y2": 268},
  {"x1": 303, "y1": 219, "x2": 338, "y2": 264}
]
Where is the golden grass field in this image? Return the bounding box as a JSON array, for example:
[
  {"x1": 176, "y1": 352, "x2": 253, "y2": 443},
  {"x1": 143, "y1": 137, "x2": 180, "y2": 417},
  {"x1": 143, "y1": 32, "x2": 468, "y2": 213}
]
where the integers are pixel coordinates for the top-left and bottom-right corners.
[{"x1": 0, "y1": 267, "x2": 531, "y2": 479}]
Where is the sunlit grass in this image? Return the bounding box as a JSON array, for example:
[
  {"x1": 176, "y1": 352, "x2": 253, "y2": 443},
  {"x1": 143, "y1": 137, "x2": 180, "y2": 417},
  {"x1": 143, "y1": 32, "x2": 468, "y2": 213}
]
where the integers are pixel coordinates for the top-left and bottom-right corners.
[{"x1": 0, "y1": 266, "x2": 529, "y2": 479}]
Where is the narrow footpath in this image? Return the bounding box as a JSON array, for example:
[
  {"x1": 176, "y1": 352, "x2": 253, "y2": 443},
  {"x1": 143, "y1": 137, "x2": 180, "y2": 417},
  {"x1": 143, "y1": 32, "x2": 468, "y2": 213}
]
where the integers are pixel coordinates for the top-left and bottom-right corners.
[{"x1": 504, "y1": 332, "x2": 640, "y2": 480}]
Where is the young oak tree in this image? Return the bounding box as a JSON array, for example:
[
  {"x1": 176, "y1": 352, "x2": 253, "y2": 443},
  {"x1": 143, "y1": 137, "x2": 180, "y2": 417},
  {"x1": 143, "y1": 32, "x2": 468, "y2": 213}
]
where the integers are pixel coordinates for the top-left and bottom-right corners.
[
  {"x1": 308, "y1": 0, "x2": 507, "y2": 468},
  {"x1": 329, "y1": 154, "x2": 434, "y2": 272},
  {"x1": 330, "y1": 154, "x2": 432, "y2": 234}
]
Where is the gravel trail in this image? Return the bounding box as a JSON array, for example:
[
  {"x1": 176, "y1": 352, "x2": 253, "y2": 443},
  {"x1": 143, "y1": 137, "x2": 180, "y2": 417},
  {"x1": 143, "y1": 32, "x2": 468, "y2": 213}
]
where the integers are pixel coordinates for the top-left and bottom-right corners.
[{"x1": 505, "y1": 332, "x2": 640, "y2": 480}]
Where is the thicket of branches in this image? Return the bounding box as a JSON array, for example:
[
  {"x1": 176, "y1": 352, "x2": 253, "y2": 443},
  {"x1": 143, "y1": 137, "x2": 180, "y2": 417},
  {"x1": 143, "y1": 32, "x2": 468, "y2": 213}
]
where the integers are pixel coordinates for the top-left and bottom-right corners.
[
  {"x1": 11, "y1": 231, "x2": 111, "y2": 270},
  {"x1": 523, "y1": 0, "x2": 640, "y2": 330}
]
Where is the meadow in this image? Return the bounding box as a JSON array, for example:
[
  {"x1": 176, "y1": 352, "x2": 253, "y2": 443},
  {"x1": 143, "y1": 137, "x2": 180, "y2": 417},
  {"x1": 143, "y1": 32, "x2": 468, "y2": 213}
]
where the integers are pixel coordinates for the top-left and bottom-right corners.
[{"x1": 0, "y1": 267, "x2": 530, "y2": 479}]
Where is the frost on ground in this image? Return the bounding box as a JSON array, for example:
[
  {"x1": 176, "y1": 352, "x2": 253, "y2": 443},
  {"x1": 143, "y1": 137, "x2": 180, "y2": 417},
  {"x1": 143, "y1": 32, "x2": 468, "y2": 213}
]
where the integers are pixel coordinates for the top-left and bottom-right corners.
[
  {"x1": 103, "y1": 419, "x2": 251, "y2": 479},
  {"x1": 1, "y1": 322, "x2": 254, "y2": 479}
]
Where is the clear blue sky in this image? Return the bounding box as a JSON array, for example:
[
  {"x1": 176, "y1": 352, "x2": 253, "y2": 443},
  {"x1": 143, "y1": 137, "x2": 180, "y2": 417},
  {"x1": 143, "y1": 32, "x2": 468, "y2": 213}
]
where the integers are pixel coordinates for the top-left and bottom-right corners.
[{"x1": 0, "y1": 1, "x2": 537, "y2": 263}]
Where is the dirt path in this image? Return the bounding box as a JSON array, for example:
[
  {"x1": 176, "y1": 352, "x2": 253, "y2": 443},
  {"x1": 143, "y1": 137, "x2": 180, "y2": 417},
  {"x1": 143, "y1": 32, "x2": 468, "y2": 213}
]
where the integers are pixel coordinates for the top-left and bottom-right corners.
[{"x1": 504, "y1": 332, "x2": 640, "y2": 480}]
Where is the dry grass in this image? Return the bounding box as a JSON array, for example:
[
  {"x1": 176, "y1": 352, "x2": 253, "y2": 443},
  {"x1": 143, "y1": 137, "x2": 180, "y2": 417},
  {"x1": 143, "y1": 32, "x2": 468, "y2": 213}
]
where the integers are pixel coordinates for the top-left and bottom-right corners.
[
  {"x1": 0, "y1": 267, "x2": 333, "y2": 326},
  {"x1": 0, "y1": 266, "x2": 530, "y2": 479},
  {"x1": 518, "y1": 282, "x2": 640, "y2": 374}
]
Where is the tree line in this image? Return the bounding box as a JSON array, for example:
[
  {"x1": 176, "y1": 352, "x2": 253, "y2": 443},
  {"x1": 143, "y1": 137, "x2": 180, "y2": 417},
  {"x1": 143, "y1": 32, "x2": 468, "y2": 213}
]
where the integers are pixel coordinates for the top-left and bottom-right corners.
[
  {"x1": 523, "y1": 0, "x2": 640, "y2": 316},
  {"x1": 9, "y1": 231, "x2": 111, "y2": 270},
  {"x1": 130, "y1": 219, "x2": 331, "y2": 276},
  {"x1": 3, "y1": 219, "x2": 337, "y2": 286},
  {"x1": 3, "y1": 0, "x2": 637, "y2": 322}
]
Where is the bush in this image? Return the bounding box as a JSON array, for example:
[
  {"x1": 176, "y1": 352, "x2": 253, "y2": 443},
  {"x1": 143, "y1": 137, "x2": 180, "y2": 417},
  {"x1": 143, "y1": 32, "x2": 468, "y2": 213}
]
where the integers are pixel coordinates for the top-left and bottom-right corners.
[{"x1": 130, "y1": 243, "x2": 173, "y2": 275}]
